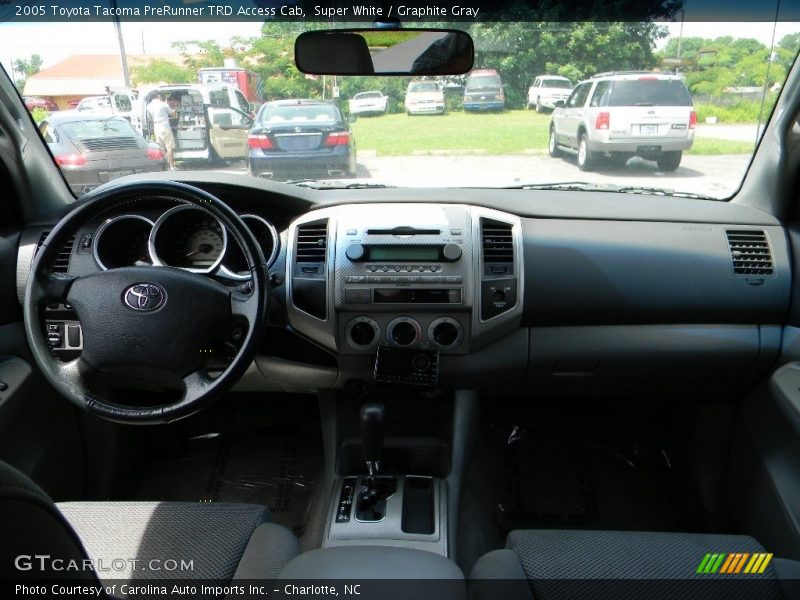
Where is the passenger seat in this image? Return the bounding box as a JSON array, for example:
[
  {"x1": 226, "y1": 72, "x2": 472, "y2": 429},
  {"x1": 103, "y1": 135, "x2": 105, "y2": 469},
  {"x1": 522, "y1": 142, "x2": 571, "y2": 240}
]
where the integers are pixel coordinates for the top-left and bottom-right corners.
[{"x1": 470, "y1": 530, "x2": 800, "y2": 600}]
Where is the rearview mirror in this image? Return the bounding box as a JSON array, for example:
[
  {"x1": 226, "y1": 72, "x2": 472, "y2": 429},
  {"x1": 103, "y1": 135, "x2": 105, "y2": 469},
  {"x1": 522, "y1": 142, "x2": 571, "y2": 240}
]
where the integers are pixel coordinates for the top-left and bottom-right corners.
[
  {"x1": 554, "y1": 100, "x2": 566, "y2": 108},
  {"x1": 295, "y1": 29, "x2": 474, "y2": 76}
]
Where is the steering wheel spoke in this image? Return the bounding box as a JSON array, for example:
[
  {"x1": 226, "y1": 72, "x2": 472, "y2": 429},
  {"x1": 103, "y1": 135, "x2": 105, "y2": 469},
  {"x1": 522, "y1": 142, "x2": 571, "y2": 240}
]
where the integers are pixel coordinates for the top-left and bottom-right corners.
[
  {"x1": 231, "y1": 288, "x2": 260, "y2": 325},
  {"x1": 36, "y1": 271, "x2": 79, "y2": 303},
  {"x1": 53, "y1": 355, "x2": 91, "y2": 391}
]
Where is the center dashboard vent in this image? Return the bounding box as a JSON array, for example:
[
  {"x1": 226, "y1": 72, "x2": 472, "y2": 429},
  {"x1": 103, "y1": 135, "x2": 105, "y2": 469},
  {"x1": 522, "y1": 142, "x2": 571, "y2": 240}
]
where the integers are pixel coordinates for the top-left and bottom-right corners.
[
  {"x1": 481, "y1": 219, "x2": 514, "y2": 275},
  {"x1": 296, "y1": 221, "x2": 328, "y2": 262},
  {"x1": 725, "y1": 229, "x2": 773, "y2": 276},
  {"x1": 36, "y1": 231, "x2": 76, "y2": 273}
]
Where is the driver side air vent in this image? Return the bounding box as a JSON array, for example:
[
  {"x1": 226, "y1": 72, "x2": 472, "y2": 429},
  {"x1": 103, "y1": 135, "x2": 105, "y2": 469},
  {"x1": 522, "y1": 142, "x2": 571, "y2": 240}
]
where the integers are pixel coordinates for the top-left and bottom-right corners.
[
  {"x1": 725, "y1": 229, "x2": 773, "y2": 276},
  {"x1": 36, "y1": 231, "x2": 76, "y2": 273}
]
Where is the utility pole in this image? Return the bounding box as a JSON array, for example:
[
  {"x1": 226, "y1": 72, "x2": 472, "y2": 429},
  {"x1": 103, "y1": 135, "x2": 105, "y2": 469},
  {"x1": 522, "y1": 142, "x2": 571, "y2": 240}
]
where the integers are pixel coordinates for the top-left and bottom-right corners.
[{"x1": 111, "y1": 0, "x2": 131, "y2": 88}]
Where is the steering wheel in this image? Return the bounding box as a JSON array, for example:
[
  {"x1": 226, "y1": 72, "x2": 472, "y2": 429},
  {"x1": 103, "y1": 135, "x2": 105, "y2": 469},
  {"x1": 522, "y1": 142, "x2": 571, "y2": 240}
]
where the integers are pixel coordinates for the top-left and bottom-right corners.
[{"x1": 23, "y1": 181, "x2": 269, "y2": 424}]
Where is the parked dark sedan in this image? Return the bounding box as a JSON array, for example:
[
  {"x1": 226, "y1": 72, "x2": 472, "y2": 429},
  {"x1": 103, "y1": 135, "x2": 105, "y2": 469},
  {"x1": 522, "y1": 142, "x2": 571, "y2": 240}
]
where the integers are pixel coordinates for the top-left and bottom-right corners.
[
  {"x1": 247, "y1": 99, "x2": 357, "y2": 179},
  {"x1": 39, "y1": 113, "x2": 166, "y2": 196}
]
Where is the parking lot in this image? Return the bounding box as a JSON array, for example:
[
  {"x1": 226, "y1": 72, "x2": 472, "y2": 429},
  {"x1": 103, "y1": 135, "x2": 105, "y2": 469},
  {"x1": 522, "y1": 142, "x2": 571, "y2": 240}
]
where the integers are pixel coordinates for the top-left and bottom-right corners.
[{"x1": 200, "y1": 151, "x2": 751, "y2": 198}]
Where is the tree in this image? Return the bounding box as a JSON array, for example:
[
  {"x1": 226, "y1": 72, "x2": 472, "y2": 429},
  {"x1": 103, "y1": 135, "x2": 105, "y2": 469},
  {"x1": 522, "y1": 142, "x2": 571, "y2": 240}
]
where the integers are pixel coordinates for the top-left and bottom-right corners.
[
  {"x1": 131, "y1": 59, "x2": 194, "y2": 85},
  {"x1": 13, "y1": 54, "x2": 43, "y2": 90},
  {"x1": 469, "y1": 21, "x2": 667, "y2": 108},
  {"x1": 14, "y1": 54, "x2": 43, "y2": 78}
]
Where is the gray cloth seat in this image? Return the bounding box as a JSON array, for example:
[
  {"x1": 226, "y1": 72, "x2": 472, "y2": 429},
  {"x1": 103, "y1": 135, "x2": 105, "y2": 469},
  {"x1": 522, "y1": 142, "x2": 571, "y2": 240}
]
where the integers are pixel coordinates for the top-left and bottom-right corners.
[
  {"x1": 0, "y1": 460, "x2": 298, "y2": 584},
  {"x1": 470, "y1": 530, "x2": 800, "y2": 600}
]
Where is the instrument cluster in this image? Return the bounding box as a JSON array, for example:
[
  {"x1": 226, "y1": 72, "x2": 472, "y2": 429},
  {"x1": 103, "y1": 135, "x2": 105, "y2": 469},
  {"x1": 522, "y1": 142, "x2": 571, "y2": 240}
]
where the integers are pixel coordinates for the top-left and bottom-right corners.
[{"x1": 92, "y1": 204, "x2": 280, "y2": 277}]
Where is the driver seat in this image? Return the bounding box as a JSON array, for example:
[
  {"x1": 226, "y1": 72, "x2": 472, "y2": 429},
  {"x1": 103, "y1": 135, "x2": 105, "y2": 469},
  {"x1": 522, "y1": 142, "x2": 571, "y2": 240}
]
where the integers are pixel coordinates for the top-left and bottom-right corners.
[{"x1": 0, "y1": 460, "x2": 299, "y2": 582}]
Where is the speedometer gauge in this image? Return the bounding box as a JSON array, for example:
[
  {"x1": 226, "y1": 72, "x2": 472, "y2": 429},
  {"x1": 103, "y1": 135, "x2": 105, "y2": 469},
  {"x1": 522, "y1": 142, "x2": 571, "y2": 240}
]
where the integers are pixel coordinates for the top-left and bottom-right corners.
[{"x1": 150, "y1": 205, "x2": 227, "y2": 273}]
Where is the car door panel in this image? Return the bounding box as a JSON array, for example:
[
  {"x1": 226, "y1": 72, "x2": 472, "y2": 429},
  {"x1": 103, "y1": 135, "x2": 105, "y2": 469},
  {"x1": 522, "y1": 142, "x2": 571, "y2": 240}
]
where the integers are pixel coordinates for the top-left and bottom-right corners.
[{"x1": 208, "y1": 107, "x2": 252, "y2": 159}]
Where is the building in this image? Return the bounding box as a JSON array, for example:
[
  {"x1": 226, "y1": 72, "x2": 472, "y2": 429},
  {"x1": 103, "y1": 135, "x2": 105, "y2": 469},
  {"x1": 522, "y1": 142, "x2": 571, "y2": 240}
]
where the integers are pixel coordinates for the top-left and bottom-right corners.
[{"x1": 23, "y1": 54, "x2": 183, "y2": 110}]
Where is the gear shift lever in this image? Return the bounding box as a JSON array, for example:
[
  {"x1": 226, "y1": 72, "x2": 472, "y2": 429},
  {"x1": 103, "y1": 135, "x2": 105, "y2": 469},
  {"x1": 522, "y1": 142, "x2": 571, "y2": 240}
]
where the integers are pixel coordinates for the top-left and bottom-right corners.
[{"x1": 360, "y1": 403, "x2": 385, "y2": 476}]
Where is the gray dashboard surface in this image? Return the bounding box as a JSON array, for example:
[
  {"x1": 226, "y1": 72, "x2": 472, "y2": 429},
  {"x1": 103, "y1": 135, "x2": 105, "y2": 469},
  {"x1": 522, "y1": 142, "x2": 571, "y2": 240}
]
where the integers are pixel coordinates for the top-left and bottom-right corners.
[{"x1": 522, "y1": 219, "x2": 790, "y2": 326}]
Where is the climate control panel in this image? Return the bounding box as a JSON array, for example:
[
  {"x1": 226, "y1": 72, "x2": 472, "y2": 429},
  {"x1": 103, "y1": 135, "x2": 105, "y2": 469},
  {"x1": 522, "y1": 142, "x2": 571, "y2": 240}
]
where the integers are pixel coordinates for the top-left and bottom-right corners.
[{"x1": 345, "y1": 314, "x2": 465, "y2": 352}]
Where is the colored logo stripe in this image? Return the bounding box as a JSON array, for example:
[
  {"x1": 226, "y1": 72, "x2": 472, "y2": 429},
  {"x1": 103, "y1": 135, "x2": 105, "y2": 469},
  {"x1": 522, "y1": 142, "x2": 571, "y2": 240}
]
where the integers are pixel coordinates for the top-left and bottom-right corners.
[{"x1": 697, "y1": 553, "x2": 773, "y2": 574}]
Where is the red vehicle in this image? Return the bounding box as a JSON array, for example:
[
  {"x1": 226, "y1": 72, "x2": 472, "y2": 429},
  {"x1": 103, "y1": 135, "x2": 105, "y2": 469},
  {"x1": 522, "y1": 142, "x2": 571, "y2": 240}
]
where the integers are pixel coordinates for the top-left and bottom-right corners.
[{"x1": 22, "y1": 96, "x2": 57, "y2": 112}]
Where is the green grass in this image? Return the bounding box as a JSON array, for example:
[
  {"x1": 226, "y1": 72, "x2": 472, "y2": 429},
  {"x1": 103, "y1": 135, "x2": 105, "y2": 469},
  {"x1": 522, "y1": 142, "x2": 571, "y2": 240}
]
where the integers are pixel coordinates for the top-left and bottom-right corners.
[
  {"x1": 352, "y1": 109, "x2": 753, "y2": 157},
  {"x1": 352, "y1": 110, "x2": 551, "y2": 155},
  {"x1": 686, "y1": 138, "x2": 754, "y2": 155}
]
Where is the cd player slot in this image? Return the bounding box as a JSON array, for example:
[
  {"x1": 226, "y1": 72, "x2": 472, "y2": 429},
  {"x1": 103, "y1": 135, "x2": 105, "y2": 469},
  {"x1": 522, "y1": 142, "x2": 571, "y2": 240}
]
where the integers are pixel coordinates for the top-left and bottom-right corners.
[{"x1": 374, "y1": 289, "x2": 462, "y2": 304}]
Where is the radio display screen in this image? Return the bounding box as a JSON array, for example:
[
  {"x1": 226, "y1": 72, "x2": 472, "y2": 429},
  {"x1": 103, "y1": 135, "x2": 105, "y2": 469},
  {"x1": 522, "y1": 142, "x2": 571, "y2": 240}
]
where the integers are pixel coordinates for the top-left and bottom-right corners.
[{"x1": 367, "y1": 246, "x2": 440, "y2": 261}]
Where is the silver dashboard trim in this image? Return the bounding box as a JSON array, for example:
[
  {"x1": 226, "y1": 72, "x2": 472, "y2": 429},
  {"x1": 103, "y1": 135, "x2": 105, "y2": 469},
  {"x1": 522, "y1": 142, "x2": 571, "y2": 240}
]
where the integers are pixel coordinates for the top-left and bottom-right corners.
[
  {"x1": 148, "y1": 204, "x2": 228, "y2": 274},
  {"x1": 92, "y1": 214, "x2": 154, "y2": 271}
]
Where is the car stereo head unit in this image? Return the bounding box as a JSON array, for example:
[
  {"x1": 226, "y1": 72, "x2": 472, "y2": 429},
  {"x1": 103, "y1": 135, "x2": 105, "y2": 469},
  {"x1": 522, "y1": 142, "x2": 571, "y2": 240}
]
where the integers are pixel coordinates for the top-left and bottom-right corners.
[{"x1": 345, "y1": 243, "x2": 462, "y2": 263}]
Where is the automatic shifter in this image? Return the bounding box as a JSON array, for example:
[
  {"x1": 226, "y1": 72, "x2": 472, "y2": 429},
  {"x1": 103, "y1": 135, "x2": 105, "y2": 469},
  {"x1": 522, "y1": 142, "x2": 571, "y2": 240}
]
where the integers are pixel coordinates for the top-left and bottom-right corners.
[
  {"x1": 356, "y1": 403, "x2": 396, "y2": 521},
  {"x1": 360, "y1": 403, "x2": 385, "y2": 476}
]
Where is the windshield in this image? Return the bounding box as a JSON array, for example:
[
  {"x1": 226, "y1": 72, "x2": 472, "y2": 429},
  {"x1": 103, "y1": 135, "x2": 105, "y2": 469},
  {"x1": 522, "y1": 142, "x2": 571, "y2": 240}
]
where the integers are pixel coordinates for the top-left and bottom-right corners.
[
  {"x1": 60, "y1": 118, "x2": 137, "y2": 139},
  {"x1": 408, "y1": 82, "x2": 442, "y2": 93},
  {"x1": 605, "y1": 79, "x2": 694, "y2": 107},
  {"x1": 542, "y1": 78, "x2": 572, "y2": 88},
  {"x1": 466, "y1": 75, "x2": 502, "y2": 90},
  {"x1": 259, "y1": 103, "x2": 340, "y2": 125},
  {"x1": 2, "y1": 12, "x2": 799, "y2": 200}
]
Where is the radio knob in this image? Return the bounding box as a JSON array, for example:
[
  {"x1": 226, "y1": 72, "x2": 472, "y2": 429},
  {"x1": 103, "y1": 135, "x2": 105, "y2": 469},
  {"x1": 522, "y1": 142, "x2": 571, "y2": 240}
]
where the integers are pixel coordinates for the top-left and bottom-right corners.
[
  {"x1": 390, "y1": 321, "x2": 419, "y2": 346},
  {"x1": 443, "y1": 244, "x2": 462, "y2": 261},
  {"x1": 350, "y1": 321, "x2": 376, "y2": 346},
  {"x1": 345, "y1": 244, "x2": 366, "y2": 261}
]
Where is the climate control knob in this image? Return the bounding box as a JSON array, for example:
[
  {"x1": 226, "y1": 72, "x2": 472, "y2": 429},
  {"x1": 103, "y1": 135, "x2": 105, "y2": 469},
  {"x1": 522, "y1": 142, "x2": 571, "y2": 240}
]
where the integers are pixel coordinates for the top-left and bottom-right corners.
[{"x1": 387, "y1": 317, "x2": 422, "y2": 347}]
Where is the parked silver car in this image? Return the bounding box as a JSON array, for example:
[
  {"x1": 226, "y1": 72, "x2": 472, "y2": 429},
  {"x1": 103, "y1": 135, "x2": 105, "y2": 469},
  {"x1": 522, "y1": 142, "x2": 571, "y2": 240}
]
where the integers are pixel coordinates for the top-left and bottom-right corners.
[{"x1": 549, "y1": 72, "x2": 696, "y2": 171}]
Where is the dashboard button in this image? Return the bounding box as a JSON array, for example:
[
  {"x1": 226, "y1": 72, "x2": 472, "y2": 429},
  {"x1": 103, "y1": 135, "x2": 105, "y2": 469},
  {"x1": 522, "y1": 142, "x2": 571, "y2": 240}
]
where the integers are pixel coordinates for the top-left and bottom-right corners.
[{"x1": 345, "y1": 276, "x2": 366, "y2": 283}]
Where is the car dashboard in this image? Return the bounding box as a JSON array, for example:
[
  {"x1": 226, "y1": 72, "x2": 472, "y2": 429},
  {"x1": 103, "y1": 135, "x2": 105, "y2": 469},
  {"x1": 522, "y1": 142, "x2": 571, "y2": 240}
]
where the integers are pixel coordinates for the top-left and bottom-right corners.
[{"x1": 14, "y1": 174, "x2": 792, "y2": 400}]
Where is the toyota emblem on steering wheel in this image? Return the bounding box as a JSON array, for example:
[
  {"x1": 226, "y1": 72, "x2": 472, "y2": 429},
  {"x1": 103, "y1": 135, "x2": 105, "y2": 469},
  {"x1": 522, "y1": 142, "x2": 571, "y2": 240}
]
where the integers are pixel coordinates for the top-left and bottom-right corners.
[{"x1": 123, "y1": 283, "x2": 167, "y2": 312}]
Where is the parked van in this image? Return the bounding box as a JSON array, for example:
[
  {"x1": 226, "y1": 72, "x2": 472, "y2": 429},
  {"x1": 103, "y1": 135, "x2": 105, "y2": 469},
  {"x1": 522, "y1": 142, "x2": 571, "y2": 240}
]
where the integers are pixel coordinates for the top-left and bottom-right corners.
[
  {"x1": 75, "y1": 88, "x2": 137, "y2": 121},
  {"x1": 463, "y1": 69, "x2": 505, "y2": 112},
  {"x1": 135, "y1": 83, "x2": 254, "y2": 163}
]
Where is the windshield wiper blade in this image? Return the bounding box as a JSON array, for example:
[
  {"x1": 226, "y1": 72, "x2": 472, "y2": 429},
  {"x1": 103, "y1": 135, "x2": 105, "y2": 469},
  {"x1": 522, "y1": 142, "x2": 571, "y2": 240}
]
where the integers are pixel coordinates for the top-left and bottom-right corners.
[
  {"x1": 505, "y1": 181, "x2": 721, "y2": 200},
  {"x1": 284, "y1": 179, "x2": 395, "y2": 189},
  {"x1": 506, "y1": 181, "x2": 614, "y2": 191},
  {"x1": 614, "y1": 186, "x2": 722, "y2": 201}
]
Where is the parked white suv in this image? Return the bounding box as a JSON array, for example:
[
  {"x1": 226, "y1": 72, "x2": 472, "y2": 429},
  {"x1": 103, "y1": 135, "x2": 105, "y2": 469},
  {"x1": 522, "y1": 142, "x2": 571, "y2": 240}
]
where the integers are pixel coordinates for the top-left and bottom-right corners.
[
  {"x1": 549, "y1": 72, "x2": 696, "y2": 171},
  {"x1": 527, "y1": 75, "x2": 573, "y2": 112}
]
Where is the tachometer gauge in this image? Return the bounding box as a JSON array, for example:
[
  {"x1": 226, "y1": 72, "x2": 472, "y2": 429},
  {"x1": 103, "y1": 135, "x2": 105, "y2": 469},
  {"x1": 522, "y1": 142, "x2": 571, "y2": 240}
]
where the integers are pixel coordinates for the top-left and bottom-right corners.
[
  {"x1": 150, "y1": 205, "x2": 227, "y2": 273},
  {"x1": 94, "y1": 215, "x2": 154, "y2": 270}
]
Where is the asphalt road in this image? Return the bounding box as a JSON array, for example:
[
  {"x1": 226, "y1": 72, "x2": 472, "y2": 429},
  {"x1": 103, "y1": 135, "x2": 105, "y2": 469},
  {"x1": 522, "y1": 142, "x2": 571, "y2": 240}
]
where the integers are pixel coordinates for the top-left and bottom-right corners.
[{"x1": 201, "y1": 153, "x2": 752, "y2": 199}]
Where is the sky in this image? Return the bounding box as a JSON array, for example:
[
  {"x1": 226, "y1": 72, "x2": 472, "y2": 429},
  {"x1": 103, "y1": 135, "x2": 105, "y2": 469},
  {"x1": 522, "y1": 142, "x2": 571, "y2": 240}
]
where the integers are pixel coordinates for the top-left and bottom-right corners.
[{"x1": 0, "y1": 19, "x2": 798, "y2": 79}]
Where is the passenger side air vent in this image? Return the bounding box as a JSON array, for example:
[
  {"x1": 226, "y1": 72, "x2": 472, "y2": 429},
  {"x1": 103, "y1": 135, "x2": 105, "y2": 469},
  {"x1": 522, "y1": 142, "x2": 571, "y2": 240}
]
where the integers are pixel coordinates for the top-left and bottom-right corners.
[
  {"x1": 481, "y1": 219, "x2": 514, "y2": 275},
  {"x1": 36, "y1": 231, "x2": 76, "y2": 273},
  {"x1": 480, "y1": 218, "x2": 518, "y2": 320},
  {"x1": 725, "y1": 229, "x2": 773, "y2": 276},
  {"x1": 296, "y1": 222, "x2": 328, "y2": 262},
  {"x1": 292, "y1": 220, "x2": 328, "y2": 320}
]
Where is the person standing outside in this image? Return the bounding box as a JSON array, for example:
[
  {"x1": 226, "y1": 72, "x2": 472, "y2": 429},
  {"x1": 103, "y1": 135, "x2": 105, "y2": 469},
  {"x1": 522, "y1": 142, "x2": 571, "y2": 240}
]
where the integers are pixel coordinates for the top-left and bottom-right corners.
[{"x1": 147, "y1": 92, "x2": 176, "y2": 170}]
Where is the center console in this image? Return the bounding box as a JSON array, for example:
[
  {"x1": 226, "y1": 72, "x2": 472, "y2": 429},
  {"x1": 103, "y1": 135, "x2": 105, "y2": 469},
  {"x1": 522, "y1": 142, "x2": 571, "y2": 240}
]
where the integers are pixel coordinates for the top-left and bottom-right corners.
[
  {"x1": 285, "y1": 203, "x2": 523, "y2": 390},
  {"x1": 321, "y1": 403, "x2": 449, "y2": 555}
]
